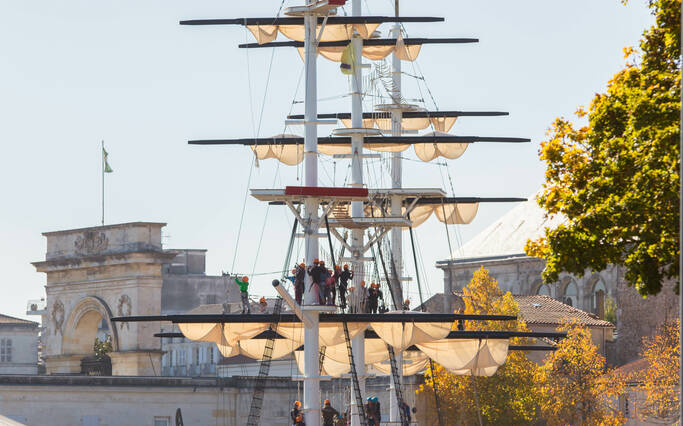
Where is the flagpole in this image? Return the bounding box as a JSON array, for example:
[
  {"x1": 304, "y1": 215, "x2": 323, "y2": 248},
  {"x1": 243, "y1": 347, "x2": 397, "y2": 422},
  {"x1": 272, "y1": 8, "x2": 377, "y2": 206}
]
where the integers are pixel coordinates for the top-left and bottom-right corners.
[{"x1": 101, "y1": 140, "x2": 105, "y2": 226}]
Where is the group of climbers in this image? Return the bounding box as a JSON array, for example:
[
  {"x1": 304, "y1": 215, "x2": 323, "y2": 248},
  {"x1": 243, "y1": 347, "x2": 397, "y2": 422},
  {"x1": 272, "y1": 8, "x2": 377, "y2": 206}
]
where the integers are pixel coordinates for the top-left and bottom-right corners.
[
  {"x1": 292, "y1": 398, "x2": 404, "y2": 426},
  {"x1": 291, "y1": 400, "x2": 346, "y2": 426},
  {"x1": 233, "y1": 265, "x2": 412, "y2": 315},
  {"x1": 291, "y1": 260, "x2": 354, "y2": 308}
]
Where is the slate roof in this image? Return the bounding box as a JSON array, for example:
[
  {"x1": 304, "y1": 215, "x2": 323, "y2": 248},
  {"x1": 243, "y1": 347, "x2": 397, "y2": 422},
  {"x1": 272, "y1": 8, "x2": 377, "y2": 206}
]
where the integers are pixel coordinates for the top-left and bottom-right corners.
[
  {"x1": 514, "y1": 295, "x2": 614, "y2": 328},
  {"x1": 453, "y1": 189, "x2": 566, "y2": 260},
  {"x1": 0, "y1": 313, "x2": 39, "y2": 326}
]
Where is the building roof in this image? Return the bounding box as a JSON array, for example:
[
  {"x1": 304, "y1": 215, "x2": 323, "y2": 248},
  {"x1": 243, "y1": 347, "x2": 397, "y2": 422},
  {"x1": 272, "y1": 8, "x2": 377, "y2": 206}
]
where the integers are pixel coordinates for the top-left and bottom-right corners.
[
  {"x1": 0, "y1": 313, "x2": 39, "y2": 326},
  {"x1": 514, "y1": 295, "x2": 614, "y2": 328},
  {"x1": 452, "y1": 189, "x2": 566, "y2": 260},
  {"x1": 422, "y1": 293, "x2": 615, "y2": 329},
  {"x1": 614, "y1": 358, "x2": 649, "y2": 377}
]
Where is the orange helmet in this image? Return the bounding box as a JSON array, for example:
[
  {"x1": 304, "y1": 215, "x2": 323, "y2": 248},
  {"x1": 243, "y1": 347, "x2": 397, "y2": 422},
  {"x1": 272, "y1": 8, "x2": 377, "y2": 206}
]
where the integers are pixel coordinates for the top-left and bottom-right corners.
[
  {"x1": 314, "y1": 258, "x2": 319, "y2": 264},
  {"x1": 404, "y1": 299, "x2": 410, "y2": 304},
  {"x1": 335, "y1": 265, "x2": 341, "y2": 270},
  {"x1": 361, "y1": 281, "x2": 366, "y2": 287},
  {"x1": 300, "y1": 262, "x2": 305, "y2": 267},
  {"x1": 349, "y1": 287, "x2": 355, "y2": 292},
  {"x1": 320, "y1": 260, "x2": 325, "y2": 266},
  {"x1": 259, "y1": 296, "x2": 266, "y2": 303},
  {"x1": 242, "y1": 276, "x2": 249, "y2": 282},
  {"x1": 294, "y1": 401, "x2": 301, "y2": 407},
  {"x1": 292, "y1": 269, "x2": 297, "y2": 274},
  {"x1": 343, "y1": 264, "x2": 349, "y2": 270},
  {"x1": 324, "y1": 399, "x2": 330, "y2": 405}
]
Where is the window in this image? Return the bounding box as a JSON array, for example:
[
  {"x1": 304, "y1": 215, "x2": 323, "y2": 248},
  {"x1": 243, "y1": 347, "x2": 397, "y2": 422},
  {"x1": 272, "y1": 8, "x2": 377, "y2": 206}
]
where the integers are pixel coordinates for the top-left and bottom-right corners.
[
  {"x1": 592, "y1": 280, "x2": 607, "y2": 312},
  {"x1": 177, "y1": 348, "x2": 186, "y2": 365},
  {"x1": 194, "y1": 347, "x2": 200, "y2": 365},
  {"x1": 563, "y1": 281, "x2": 578, "y2": 307},
  {"x1": 0, "y1": 338, "x2": 12, "y2": 362},
  {"x1": 209, "y1": 346, "x2": 215, "y2": 364},
  {"x1": 536, "y1": 284, "x2": 551, "y2": 296},
  {"x1": 206, "y1": 294, "x2": 217, "y2": 304},
  {"x1": 154, "y1": 417, "x2": 170, "y2": 426}
]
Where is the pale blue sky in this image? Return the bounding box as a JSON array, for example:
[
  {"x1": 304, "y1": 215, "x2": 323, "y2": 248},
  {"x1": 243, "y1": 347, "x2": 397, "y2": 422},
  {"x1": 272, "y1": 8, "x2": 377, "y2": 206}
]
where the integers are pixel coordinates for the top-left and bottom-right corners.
[{"x1": 0, "y1": 1, "x2": 652, "y2": 319}]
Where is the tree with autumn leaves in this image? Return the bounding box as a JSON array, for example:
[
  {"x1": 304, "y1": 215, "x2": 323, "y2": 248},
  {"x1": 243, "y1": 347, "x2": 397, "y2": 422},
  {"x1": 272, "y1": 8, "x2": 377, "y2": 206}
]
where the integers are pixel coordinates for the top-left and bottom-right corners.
[
  {"x1": 417, "y1": 267, "x2": 625, "y2": 425},
  {"x1": 536, "y1": 319, "x2": 625, "y2": 425},
  {"x1": 417, "y1": 267, "x2": 539, "y2": 425},
  {"x1": 631, "y1": 320, "x2": 680, "y2": 422},
  {"x1": 525, "y1": 0, "x2": 681, "y2": 296}
]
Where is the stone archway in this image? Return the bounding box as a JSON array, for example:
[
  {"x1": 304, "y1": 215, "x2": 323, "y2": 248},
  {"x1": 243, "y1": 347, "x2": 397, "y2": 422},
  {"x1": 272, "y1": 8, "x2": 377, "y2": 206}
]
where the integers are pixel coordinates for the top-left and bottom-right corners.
[{"x1": 62, "y1": 296, "x2": 119, "y2": 356}]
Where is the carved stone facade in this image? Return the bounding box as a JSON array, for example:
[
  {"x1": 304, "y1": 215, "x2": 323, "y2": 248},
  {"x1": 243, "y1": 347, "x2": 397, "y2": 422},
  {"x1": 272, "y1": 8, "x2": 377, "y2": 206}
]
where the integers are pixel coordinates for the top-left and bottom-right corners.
[{"x1": 33, "y1": 222, "x2": 176, "y2": 376}]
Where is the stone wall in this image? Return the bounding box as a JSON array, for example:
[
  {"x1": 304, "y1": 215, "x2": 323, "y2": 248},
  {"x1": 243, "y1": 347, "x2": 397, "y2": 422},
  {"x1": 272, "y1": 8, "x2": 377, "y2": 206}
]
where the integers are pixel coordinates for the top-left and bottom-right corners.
[
  {"x1": 0, "y1": 375, "x2": 404, "y2": 426},
  {"x1": 614, "y1": 272, "x2": 680, "y2": 365}
]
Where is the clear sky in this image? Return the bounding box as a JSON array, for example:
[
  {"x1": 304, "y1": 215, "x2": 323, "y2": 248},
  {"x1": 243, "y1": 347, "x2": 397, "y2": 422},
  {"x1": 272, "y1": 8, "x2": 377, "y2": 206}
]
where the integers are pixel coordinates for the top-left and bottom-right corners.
[{"x1": 0, "y1": 1, "x2": 653, "y2": 320}]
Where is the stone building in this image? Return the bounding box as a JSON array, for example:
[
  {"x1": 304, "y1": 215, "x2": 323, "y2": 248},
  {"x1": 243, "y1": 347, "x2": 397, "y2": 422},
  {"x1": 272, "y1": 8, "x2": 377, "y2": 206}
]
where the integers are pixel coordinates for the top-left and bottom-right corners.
[
  {"x1": 436, "y1": 192, "x2": 679, "y2": 366},
  {"x1": 27, "y1": 222, "x2": 241, "y2": 377},
  {"x1": 0, "y1": 314, "x2": 39, "y2": 375}
]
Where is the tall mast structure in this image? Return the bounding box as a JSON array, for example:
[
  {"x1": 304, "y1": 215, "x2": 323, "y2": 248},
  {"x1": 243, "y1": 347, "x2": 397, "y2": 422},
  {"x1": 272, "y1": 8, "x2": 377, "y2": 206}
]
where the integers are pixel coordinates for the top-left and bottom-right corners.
[
  {"x1": 302, "y1": 8, "x2": 322, "y2": 426},
  {"x1": 349, "y1": 1, "x2": 367, "y2": 424},
  {"x1": 178, "y1": 6, "x2": 535, "y2": 426}
]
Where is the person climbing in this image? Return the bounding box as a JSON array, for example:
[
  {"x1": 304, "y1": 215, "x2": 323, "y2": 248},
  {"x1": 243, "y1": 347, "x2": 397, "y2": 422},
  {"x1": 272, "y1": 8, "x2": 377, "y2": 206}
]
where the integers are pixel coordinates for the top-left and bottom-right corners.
[
  {"x1": 291, "y1": 401, "x2": 304, "y2": 426},
  {"x1": 338, "y1": 264, "x2": 353, "y2": 311},
  {"x1": 235, "y1": 275, "x2": 250, "y2": 314},
  {"x1": 321, "y1": 399, "x2": 340, "y2": 426},
  {"x1": 294, "y1": 262, "x2": 306, "y2": 304},
  {"x1": 402, "y1": 298, "x2": 410, "y2": 311},
  {"x1": 258, "y1": 296, "x2": 268, "y2": 313},
  {"x1": 307, "y1": 259, "x2": 323, "y2": 304}
]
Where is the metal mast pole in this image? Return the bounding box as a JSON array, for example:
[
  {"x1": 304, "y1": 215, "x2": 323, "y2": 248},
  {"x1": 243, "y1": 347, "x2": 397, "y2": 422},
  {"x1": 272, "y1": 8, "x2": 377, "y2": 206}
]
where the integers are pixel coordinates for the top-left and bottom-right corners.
[
  {"x1": 350, "y1": 0, "x2": 366, "y2": 425},
  {"x1": 101, "y1": 140, "x2": 105, "y2": 226},
  {"x1": 303, "y1": 11, "x2": 321, "y2": 426},
  {"x1": 389, "y1": 2, "x2": 404, "y2": 422}
]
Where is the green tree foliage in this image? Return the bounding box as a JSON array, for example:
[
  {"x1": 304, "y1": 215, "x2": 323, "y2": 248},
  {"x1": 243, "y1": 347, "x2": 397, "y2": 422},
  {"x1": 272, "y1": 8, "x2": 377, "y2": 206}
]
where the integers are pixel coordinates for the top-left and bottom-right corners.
[
  {"x1": 418, "y1": 268, "x2": 541, "y2": 425},
  {"x1": 525, "y1": 0, "x2": 681, "y2": 295}
]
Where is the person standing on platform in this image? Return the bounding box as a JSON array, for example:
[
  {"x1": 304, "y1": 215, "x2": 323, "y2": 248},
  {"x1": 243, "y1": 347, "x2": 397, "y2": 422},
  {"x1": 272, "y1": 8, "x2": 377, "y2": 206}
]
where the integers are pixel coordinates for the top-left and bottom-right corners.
[
  {"x1": 403, "y1": 298, "x2": 410, "y2": 311},
  {"x1": 321, "y1": 399, "x2": 340, "y2": 426},
  {"x1": 294, "y1": 263, "x2": 306, "y2": 304},
  {"x1": 319, "y1": 261, "x2": 329, "y2": 304},
  {"x1": 338, "y1": 264, "x2": 353, "y2": 311},
  {"x1": 367, "y1": 283, "x2": 379, "y2": 314},
  {"x1": 235, "y1": 276, "x2": 250, "y2": 314},
  {"x1": 307, "y1": 259, "x2": 323, "y2": 304}
]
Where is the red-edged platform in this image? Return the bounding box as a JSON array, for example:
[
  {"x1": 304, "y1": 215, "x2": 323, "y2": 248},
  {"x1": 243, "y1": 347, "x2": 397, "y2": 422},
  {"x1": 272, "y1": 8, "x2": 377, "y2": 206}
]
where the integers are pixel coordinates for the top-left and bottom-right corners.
[{"x1": 284, "y1": 186, "x2": 369, "y2": 198}]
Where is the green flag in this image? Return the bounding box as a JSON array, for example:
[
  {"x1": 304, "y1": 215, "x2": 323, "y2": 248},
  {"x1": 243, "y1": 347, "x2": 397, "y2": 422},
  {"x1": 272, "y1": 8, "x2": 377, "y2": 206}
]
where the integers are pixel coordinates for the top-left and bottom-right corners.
[{"x1": 102, "y1": 147, "x2": 113, "y2": 173}]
